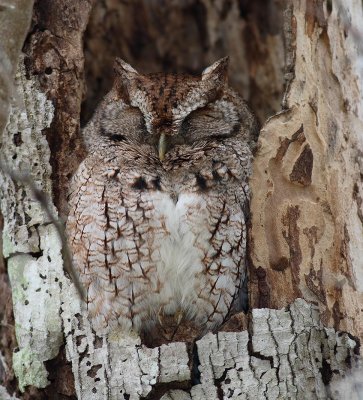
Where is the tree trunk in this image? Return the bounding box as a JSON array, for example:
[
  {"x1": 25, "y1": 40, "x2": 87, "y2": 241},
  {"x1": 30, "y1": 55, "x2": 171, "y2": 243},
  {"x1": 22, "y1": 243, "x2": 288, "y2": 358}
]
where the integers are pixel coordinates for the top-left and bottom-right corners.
[
  {"x1": 249, "y1": 0, "x2": 363, "y2": 339},
  {"x1": 0, "y1": 0, "x2": 362, "y2": 399}
]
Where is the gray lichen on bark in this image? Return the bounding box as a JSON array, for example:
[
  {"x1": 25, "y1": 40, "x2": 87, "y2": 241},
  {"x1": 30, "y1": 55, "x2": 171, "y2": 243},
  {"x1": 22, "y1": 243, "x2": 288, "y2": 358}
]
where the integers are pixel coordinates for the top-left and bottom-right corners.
[{"x1": 0, "y1": 59, "x2": 65, "y2": 391}]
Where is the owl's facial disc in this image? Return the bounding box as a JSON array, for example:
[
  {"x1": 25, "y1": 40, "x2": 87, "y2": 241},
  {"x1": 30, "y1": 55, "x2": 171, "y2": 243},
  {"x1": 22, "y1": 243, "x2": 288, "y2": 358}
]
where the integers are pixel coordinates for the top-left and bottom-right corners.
[{"x1": 113, "y1": 57, "x2": 230, "y2": 160}]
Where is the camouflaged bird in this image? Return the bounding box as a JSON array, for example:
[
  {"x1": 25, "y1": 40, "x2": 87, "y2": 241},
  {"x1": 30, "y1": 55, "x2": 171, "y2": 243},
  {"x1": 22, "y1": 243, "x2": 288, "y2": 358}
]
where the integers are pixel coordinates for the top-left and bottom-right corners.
[{"x1": 66, "y1": 57, "x2": 258, "y2": 344}]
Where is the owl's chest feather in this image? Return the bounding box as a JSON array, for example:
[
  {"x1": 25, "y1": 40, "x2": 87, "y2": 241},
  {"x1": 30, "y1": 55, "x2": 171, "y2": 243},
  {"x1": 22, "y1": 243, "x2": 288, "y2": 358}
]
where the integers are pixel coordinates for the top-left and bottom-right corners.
[
  {"x1": 142, "y1": 189, "x2": 224, "y2": 318},
  {"x1": 149, "y1": 191, "x2": 209, "y2": 272}
]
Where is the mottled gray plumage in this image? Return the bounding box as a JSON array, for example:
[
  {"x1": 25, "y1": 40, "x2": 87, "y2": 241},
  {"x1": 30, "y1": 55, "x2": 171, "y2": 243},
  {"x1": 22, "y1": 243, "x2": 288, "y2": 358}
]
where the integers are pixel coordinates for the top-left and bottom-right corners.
[{"x1": 67, "y1": 58, "x2": 258, "y2": 344}]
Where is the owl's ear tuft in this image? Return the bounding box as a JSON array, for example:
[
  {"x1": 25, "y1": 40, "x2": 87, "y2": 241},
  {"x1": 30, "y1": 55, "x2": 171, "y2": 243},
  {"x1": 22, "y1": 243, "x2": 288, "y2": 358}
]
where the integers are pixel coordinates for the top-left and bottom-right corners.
[
  {"x1": 113, "y1": 58, "x2": 141, "y2": 102},
  {"x1": 114, "y1": 58, "x2": 139, "y2": 80},
  {"x1": 201, "y1": 57, "x2": 229, "y2": 84}
]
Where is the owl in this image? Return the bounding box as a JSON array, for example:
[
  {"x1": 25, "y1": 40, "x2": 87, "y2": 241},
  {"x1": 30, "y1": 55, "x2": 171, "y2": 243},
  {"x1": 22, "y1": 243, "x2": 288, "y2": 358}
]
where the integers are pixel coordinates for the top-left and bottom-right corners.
[{"x1": 67, "y1": 57, "x2": 258, "y2": 344}]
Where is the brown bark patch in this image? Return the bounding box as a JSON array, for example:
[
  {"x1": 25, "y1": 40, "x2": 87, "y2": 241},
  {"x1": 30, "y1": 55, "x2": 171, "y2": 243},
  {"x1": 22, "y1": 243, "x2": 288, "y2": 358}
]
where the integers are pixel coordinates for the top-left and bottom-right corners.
[
  {"x1": 305, "y1": 265, "x2": 326, "y2": 304},
  {"x1": 86, "y1": 364, "x2": 102, "y2": 379},
  {"x1": 332, "y1": 291, "x2": 345, "y2": 331},
  {"x1": 270, "y1": 256, "x2": 289, "y2": 272},
  {"x1": 289, "y1": 144, "x2": 313, "y2": 186},
  {"x1": 303, "y1": 225, "x2": 318, "y2": 258},
  {"x1": 220, "y1": 312, "x2": 249, "y2": 332},
  {"x1": 44, "y1": 347, "x2": 76, "y2": 398},
  {"x1": 352, "y1": 182, "x2": 363, "y2": 225},
  {"x1": 255, "y1": 266, "x2": 271, "y2": 308},
  {"x1": 275, "y1": 124, "x2": 305, "y2": 162},
  {"x1": 305, "y1": 0, "x2": 326, "y2": 38},
  {"x1": 282, "y1": 205, "x2": 302, "y2": 289}
]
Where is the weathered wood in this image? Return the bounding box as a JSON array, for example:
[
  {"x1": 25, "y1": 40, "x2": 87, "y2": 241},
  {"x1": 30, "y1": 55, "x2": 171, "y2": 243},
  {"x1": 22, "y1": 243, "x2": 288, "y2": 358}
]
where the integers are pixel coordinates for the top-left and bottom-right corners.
[
  {"x1": 0, "y1": 0, "x2": 93, "y2": 397},
  {"x1": 0, "y1": 59, "x2": 62, "y2": 392}
]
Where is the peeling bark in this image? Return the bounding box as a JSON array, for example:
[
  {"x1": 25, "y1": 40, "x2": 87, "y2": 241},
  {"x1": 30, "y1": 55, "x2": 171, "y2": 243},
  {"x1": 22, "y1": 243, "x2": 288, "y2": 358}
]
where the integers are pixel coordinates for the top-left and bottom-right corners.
[
  {"x1": 61, "y1": 298, "x2": 359, "y2": 399},
  {"x1": 0, "y1": 59, "x2": 63, "y2": 392}
]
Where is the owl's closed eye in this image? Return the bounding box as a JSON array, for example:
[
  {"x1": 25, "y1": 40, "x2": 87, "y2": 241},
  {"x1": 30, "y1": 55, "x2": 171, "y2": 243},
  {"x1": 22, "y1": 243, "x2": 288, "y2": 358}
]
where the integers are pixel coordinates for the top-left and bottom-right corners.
[
  {"x1": 180, "y1": 101, "x2": 242, "y2": 143},
  {"x1": 99, "y1": 102, "x2": 147, "y2": 144}
]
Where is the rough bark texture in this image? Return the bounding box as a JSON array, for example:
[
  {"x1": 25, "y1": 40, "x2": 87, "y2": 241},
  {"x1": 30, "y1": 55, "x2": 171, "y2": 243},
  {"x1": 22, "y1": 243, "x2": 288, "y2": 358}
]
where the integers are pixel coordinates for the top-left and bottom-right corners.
[
  {"x1": 63, "y1": 298, "x2": 360, "y2": 399},
  {"x1": 0, "y1": 213, "x2": 19, "y2": 398},
  {"x1": 0, "y1": 58, "x2": 64, "y2": 395},
  {"x1": 0, "y1": 0, "x2": 93, "y2": 398},
  {"x1": 0, "y1": 0, "x2": 362, "y2": 399}
]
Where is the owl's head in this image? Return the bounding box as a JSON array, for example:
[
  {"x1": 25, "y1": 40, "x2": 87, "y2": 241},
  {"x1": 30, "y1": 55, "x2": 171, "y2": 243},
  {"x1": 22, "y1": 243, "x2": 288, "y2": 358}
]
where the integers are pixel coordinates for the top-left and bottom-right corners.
[{"x1": 88, "y1": 58, "x2": 257, "y2": 159}]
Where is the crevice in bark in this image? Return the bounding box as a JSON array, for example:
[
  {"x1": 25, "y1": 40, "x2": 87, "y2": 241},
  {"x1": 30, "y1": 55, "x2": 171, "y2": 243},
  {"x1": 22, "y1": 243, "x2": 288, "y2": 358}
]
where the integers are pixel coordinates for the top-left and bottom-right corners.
[
  {"x1": 191, "y1": 342, "x2": 201, "y2": 385},
  {"x1": 142, "y1": 381, "x2": 192, "y2": 400},
  {"x1": 44, "y1": 346, "x2": 76, "y2": 399}
]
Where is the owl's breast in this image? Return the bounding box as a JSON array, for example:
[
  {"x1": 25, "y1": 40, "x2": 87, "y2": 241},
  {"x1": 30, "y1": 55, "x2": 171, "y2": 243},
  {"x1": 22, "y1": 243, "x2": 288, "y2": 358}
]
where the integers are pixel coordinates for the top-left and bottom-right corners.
[
  {"x1": 147, "y1": 190, "x2": 211, "y2": 279},
  {"x1": 138, "y1": 188, "x2": 222, "y2": 319},
  {"x1": 67, "y1": 150, "x2": 248, "y2": 335},
  {"x1": 137, "y1": 166, "x2": 247, "y2": 322}
]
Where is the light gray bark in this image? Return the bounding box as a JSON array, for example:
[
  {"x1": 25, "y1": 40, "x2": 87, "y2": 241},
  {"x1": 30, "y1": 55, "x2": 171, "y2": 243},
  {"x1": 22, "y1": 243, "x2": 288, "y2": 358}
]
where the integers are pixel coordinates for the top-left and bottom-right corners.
[
  {"x1": 0, "y1": 59, "x2": 63, "y2": 391},
  {"x1": 63, "y1": 297, "x2": 359, "y2": 399}
]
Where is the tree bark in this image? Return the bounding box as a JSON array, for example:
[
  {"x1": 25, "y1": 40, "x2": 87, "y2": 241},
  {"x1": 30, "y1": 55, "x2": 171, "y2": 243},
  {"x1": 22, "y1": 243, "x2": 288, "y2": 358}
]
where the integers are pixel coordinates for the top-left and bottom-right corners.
[
  {"x1": 0, "y1": 0, "x2": 362, "y2": 399},
  {"x1": 0, "y1": 0, "x2": 34, "y2": 136},
  {"x1": 249, "y1": 0, "x2": 363, "y2": 339}
]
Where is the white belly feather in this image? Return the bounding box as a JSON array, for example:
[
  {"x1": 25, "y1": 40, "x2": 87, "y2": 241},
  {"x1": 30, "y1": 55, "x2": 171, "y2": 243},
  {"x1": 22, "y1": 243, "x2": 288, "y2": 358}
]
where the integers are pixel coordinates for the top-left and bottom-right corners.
[{"x1": 151, "y1": 192, "x2": 210, "y2": 317}]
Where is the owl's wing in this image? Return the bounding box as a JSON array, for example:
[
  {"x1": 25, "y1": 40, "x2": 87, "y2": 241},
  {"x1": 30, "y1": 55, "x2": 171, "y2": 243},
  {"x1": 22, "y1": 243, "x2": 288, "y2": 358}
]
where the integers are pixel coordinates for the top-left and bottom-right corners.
[
  {"x1": 189, "y1": 191, "x2": 247, "y2": 329},
  {"x1": 186, "y1": 141, "x2": 250, "y2": 330},
  {"x1": 67, "y1": 156, "x2": 163, "y2": 333}
]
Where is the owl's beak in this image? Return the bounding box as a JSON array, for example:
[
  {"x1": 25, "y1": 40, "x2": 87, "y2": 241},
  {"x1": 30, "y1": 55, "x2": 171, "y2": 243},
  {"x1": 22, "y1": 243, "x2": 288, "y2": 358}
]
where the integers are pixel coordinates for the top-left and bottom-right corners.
[{"x1": 158, "y1": 133, "x2": 167, "y2": 161}]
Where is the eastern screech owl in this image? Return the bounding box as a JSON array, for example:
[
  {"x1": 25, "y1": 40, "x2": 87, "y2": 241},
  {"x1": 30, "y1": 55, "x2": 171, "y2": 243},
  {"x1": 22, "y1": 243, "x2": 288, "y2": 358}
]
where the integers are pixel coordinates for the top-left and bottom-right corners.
[{"x1": 67, "y1": 57, "x2": 258, "y2": 344}]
